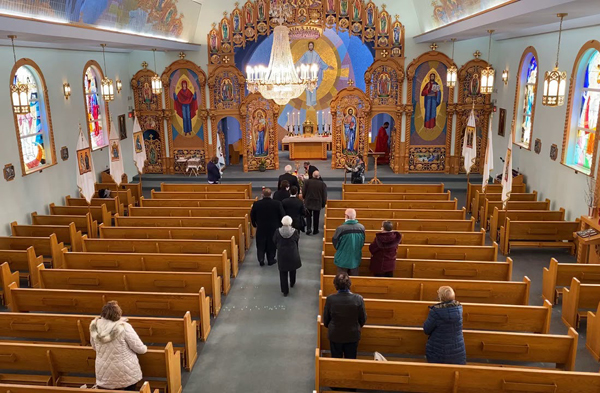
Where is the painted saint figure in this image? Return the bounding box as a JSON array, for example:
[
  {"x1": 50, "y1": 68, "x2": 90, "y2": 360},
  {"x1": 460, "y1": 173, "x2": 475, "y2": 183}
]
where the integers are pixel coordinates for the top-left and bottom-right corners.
[
  {"x1": 296, "y1": 41, "x2": 333, "y2": 107},
  {"x1": 353, "y1": 0, "x2": 361, "y2": 20},
  {"x1": 393, "y1": 24, "x2": 401, "y2": 45},
  {"x1": 253, "y1": 110, "x2": 268, "y2": 157},
  {"x1": 421, "y1": 73, "x2": 441, "y2": 129},
  {"x1": 111, "y1": 142, "x2": 119, "y2": 160},
  {"x1": 173, "y1": 81, "x2": 198, "y2": 136},
  {"x1": 142, "y1": 82, "x2": 152, "y2": 104},
  {"x1": 257, "y1": 0, "x2": 266, "y2": 20},
  {"x1": 135, "y1": 134, "x2": 143, "y2": 153},
  {"x1": 210, "y1": 30, "x2": 218, "y2": 52},
  {"x1": 340, "y1": 0, "x2": 348, "y2": 16},
  {"x1": 327, "y1": 0, "x2": 335, "y2": 13},
  {"x1": 222, "y1": 20, "x2": 229, "y2": 41},
  {"x1": 380, "y1": 13, "x2": 388, "y2": 34},
  {"x1": 221, "y1": 79, "x2": 234, "y2": 102},
  {"x1": 366, "y1": 5, "x2": 374, "y2": 25},
  {"x1": 344, "y1": 108, "x2": 357, "y2": 152},
  {"x1": 378, "y1": 72, "x2": 391, "y2": 97},
  {"x1": 233, "y1": 12, "x2": 241, "y2": 32}
]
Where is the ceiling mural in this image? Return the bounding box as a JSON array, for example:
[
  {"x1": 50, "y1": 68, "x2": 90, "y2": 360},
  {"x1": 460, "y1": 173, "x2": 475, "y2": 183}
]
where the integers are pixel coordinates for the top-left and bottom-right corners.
[{"x1": 415, "y1": 0, "x2": 515, "y2": 32}]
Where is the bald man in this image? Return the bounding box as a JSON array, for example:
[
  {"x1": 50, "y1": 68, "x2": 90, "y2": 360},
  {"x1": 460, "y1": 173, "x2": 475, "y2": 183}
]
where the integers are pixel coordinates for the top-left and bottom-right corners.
[
  {"x1": 302, "y1": 170, "x2": 327, "y2": 235},
  {"x1": 332, "y1": 208, "x2": 365, "y2": 276}
]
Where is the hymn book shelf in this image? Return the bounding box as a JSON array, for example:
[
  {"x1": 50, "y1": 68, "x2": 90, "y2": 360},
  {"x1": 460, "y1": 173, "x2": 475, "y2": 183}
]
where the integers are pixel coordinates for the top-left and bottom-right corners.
[{"x1": 576, "y1": 216, "x2": 600, "y2": 264}]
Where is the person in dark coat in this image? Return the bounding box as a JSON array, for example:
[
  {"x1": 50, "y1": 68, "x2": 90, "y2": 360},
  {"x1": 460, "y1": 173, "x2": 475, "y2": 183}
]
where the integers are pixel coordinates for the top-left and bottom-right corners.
[
  {"x1": 278, "y1": 165, "x2": 300, "y2": 191},
  {"x1": 250, "y1": 188, "x2": 285, "y2": 266},
  {"x1": 273, "y1": 180, "x2": 290, "y2": 202},
  {"x1": 273, "y1": 216, "x2": 302, "y2": 296},
  {"x1": 423, "y1": 286, "x2": 466, "y2": 365},
  {"x1": 369, "y1": 221, "x2": 402, "y2": 277},
  {"x1": 302, "y1": 170, "x2": 327, "y2": 235},
  {"x1": 207, "y1": 157, "x2": 221, "y2": 184},
  {"x1": 282, "y1": 186, "x2": 305, "y2": 232},
  {"x1": 304, "y1": 161, "x2": 318, "y2": 179},
  {"x1": 323, "y1": 273, "x2": 367, "y2": 359}
]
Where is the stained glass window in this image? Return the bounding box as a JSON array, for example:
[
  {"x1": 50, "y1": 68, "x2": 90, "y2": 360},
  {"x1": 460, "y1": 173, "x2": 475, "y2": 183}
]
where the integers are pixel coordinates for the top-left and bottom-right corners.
[
  {"x1": 12, "y1": 64, "x2": 55, "y2": 175},
  {"x1": 84, "y1": 66, "x2": 108, "y2": 150},
  {"x1": 514, "y1": 50, "x2": 538, "y2": 149}
]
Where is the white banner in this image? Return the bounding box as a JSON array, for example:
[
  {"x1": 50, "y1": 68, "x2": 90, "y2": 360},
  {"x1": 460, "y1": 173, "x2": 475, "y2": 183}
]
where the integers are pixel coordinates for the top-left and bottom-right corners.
[
  {"x1": 76, "y1": 125, "x2": 96, "y2": 203},
  {"x1": 501, "y1": 131, "x2": 513, "y2": 207},
  {"x1": 482, "y1": 113, "x2": 494, "y2": 190},
  {"x1": 462, "y1": 110, "x2": 477, "y2": 175},
  {"x1": 132, "y1": 117, "x2": 147, "y2": 174},
  {"x1": 108, "y1": 118, "x2": 125, "y2": 186}
]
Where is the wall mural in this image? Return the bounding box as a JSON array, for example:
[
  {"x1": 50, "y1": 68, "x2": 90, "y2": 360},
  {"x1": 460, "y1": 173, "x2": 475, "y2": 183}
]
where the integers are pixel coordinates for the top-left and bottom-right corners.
[{"x1": 413, "y1": 0, "x2": 515, "y2": 32}]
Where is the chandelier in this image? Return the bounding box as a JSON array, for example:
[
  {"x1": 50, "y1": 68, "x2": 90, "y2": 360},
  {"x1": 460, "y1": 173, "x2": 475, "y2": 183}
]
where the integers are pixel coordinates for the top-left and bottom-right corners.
[
  {"x1": 151, "y1": 49, "x2": 163, "y2": 95},
  {"x1": 446, "y1": 38, "x2": 457, "y2": 88},
  {"x1": 543, "y1": 13, "x2": 568, "y2": 107},
  {"x1": 9, "y1": 35, "x2": 30, "y2": 115},
  {"x1": 480, "y1": 30, "x2": 495, "y2": 95},
  {"x1": 246, "y1": 1, "x2": 318, "y2": 105},
  {"x1": 100, "y1": 44, "x2": 115, "y2": 102}
]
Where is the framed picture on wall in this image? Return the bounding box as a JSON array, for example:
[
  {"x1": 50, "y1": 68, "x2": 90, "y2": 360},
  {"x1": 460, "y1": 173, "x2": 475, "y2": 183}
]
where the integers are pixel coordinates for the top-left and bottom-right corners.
[
  {"x1": 534, "y1": 139, "x2": 542, "y2": 154},
  {"x1": 60, "y1": 146, "x2": 69, "y2": 161},
  {"x1": 550, "y1": 144, "x2": 558, "y2": 161},
  {"x1": 118, "y1": 114, "x2": 127, "y2": 140},
  {"x1": 77, "y1": 148, "x2": 92, "y2": 175},
  {"x1": 498, "y1": 108, "x2": 506, "y2": 137},
  {"x1": 3, "y1": 164, "x2": 15, "y2": 182}
]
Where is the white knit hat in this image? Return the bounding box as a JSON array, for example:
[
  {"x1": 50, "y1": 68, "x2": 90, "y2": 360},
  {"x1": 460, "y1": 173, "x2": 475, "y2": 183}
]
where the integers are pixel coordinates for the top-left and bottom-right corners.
[{"x1": 282, "y1": 216, "x2": 293, "y2": 226}]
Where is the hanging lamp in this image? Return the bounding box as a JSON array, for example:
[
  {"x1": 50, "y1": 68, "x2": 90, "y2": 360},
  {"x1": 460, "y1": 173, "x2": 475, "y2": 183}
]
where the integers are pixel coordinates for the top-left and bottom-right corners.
[
  {"x1": 100, "y1": 44, "x2": 115, "y2": 102},
  {"x1": 9, "y1": 35, "x2": 30, "y2": 115},
  {"x1": 480, "y1": 30, "x2": 495, "y2": 95},
  {"x1": 542, "y1": 13, "x2": 568, "y2": 107},
  {"x1": 151, "y1": 49, "x2": 163, "y2": 95},
  {"x1": 447, "y1": 38, "x2": 457, "y2": 88}
]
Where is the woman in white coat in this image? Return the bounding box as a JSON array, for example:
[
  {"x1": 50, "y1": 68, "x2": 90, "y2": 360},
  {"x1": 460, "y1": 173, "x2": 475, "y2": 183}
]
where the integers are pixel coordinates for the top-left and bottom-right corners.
[{"x1": 90, "y1": 301, "x2": 148, "y2": 390}]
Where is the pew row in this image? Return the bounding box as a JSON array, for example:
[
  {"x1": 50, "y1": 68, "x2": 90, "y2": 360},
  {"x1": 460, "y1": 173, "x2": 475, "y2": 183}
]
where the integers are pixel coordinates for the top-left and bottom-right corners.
[
  {"x1": 324, "y1": 228, "x2": 486, "y2": 246},
  {"x1": 65, "y1": 195, "x2": 124, "y2": 216},
  {"x1": 31, "y1": 212, "x2": 98, "y2": 238},
  {"x1": 586, "y1": 302, "x2": 600, "y2": 361},
  {"x1": 489, "y1": 207, "x2": 566, "y2": 242},
  {"x1": 324, "y1": 208, "x2": 466, "y2": 220},
  {"x1": 0, "y1": 235, "x2": 63, "y2": 266},
  {"x1": 140, "y1": 197, "x2": 256, "y2": 209},
  {"x1": 562, "y1": 277, "x2": 600, "y2": 329},
  {"x1": 0, "y1": 383, "x2": 154, "y2": 393},
  {"x1": 471, "y1": 190, "x2": 538, "y2": 222},
  {"x1": 0, "y1": 247, "x2": 43, "y2": 286},
  {"x1": 151, "y1": 190, "x2": 249, "y2": 200},
  {"x1": 49, "y1": 203, "x2": 112, "y2": 226},
  {"x1": 331, "y1": 192, "x2": 452, "y2": 203},
  {"x1": 500, "y1": 219, "x2": 580, "y2": 255},
  {"x1": 466, "y1": 182, "x2": 527, "y2": 213},
  {"x1": 543, "y1": 258, "x2": 600, "y2": 304},
  {"x1": 342, "y1": 183, "x2": 445, "y2": 194},
  {"x1": 324, "y1": 217, "x2": 475, "y2": 232},
  {"x1": 95, "y1": 182, "x2": 142, "y2": 205},
  {"x1": 91, "y1": 188, "x2": 134, "y2": 207},
  {"x1": 480, "y1": 199, "x2": 551, "y2": 228},
  {"x1": 11, "y1": 222, "x2": 82, "y2": 252},
  {"x1": 161, "y1": 182, "x2": 253, "y2": 196},
  {"x1": 339, "y1": 195, "x2": 458, "y2": 207}
]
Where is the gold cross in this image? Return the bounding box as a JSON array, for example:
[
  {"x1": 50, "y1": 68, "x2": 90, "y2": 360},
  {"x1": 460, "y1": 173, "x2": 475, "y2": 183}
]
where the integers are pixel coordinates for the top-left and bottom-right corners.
[
  {"x1": 430, "y1": 43, "x2": 438, "y2": 51},
  {"x1": 141, "y1": 61, "x2": 148, "y2": 69},
  {"x1": 348, "y1": 79, "x2": 355, "y2": 87},
  {"x1": 223, "y1": 11, "x2": 228, "y2": 16},
  {"x1": 395, "y1": 14, "x2": 399, "y2": 20},
  {"x1": 223, "y1": 56, "x2": 231, "y2": 64},
  {"x1": 381, "y1": 4, "x2": 387, "y2": 10},
  {"x1": 235, "y1": 1, "x2": 239, "y2": 6},
  {"x1": 381, "y1": 49, "x2": 389, "y2": 58},
  {"x1": 473, "y1": 50, "x2": 481, "y2": 59},
  {"x1": 179, "y1": 52, "x2": 186, "y2": 59},
  {"x1": 212, "y1": 22, "x2": 217, "y2": 28}
]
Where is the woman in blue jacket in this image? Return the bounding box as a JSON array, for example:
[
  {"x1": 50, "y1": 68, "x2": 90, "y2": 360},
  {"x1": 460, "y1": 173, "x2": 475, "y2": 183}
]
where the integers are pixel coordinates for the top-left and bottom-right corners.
[{"x1": 423, "y1": 286, "x2": 466, "y2": 365}]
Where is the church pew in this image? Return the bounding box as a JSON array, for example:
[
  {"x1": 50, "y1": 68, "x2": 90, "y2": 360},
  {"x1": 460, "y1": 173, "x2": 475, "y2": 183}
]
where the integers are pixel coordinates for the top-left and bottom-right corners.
[
  {"x1": 489, "y1": 207, "x2": 566, "y2": 242},
  {"x1": 480, "y1": 199, "x2": 551, "y2": 227},
  {"x1": 499, "y1": 219, "x2": 580, "y2": 255},
  {"x1": 324, "y1": 207, "x2": 466, "y2": 220},
  {"x1": 81, "y1": 237, "x2": 238, "y2": 279},
  {"x1": 49, "y1": 203, "x2": 112, "y2": 227},
  {"x1": 337, "y1": 196, "x2": 458, "y2": 208},
  {"x1": 0, "y1": 312, "x2": 197, "y2": 371},
  {"x1": 320, "y1": 272, "x2": 530, "y2": 305},
  {"x1": 317, "y1": 320, "x2": 578, "y2": 371},
  {"x1": 342, "y1": 183, "x2": 445, "y2": 194},
  {"x1": 314, "y1": 353, "x2": 600, "y2": 393},
  {"x1": 0, "y1": 342, "x2": 180, "y2": 393},
  {"x1": 332, "y1": 192, "x2": 452, "y2": 203},
  {"x1": 151, "y1": 190, "x2": 249, "y2": 200},
  {"x1": 466, "y1": 182, "x2": 527, "y2": 213},
  {"x1": 324, "y1": 228, "x2": 486, "y2": 245},
  {"x1": 543, "y1": 258, "x2": 600, "y2": 304},
  {"x1": 0, "y1": 383, "x2": 154, "y2": 393},
  {"x1": 0, "y1": 235, "x2": 63, "y2": 267},
  {"x1": 114, "y1": 214, "x2": 251, "y2": 250},
  {"x1": 140, "y1": 197, "x2": 256, "y2": 209},
  {"x1": 90, "y1": 188, "x2": 134, "y2": 208},
  {"x1": 586, "y1": 302, "x2": 600, "y2": 362},
  {"x1": 161, "y1": 182, "x2": 253, "y2": 196},
  {"x1": 65, "y1": 195, "x2": 124, "y2": 216},
  {"x1": 318, "y1": 292, "x2": 552, "y2": 333},
  {"x1": 94, "y1": 182, "x2": 142, "y2": 206},
  {"x1": 471, "y1": 190, "x2": 538, "y2": 222},
  {"x1": 60, "y1": 250, "x2": 231, "y2": 294},
  {"x1": 10, "y1": 222, "x2": 83, "y2": 252},
  {"x1": 324, "y1": 217, "x2": 475, "y2": 231},
  {"x1": 323, "y1": 242, "x2": 498, "y2": 261},
  {"x1": 0, "y1": 262, "x2": 19, "y2": 306},
  {"x1": 30, "y1": 263, "x2": 222, "y2": 317},
  {"x1": 562, "y1": 277, "x2": 600, "y2": 329},
  {"x1": 321, "y1": 255, "x2": 513, "y2": 281},
  {"x1": 31, "y1": 212, "x2": 97, "y2": 238},
  {"x1": 0, "y1": 247, "x2": 43, "y2": 286},
  {"x1": 6, "y1": 283, "x2": 211, "y2": 341}
]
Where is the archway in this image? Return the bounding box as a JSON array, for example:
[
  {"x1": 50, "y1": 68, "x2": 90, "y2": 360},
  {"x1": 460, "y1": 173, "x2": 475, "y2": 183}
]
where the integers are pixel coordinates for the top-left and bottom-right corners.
[{"x1": 217, "y1": 116, "x2": 243, "y2": 167}]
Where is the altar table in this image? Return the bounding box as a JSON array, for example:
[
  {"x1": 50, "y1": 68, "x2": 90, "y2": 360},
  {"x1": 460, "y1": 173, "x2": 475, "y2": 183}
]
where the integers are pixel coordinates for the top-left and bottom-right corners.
[{"x1": 282, "y1": 136, "x2": 332, "y2": 160}]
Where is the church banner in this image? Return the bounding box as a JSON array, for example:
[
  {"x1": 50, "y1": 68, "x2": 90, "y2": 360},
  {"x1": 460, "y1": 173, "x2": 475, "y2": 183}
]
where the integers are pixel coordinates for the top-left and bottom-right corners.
[
  {"x1": 76, "y1": 126, "x2": 95, "y2": 203},
  {"x1": 108, "y1": 118, "x2": 125, "y2": 185}
]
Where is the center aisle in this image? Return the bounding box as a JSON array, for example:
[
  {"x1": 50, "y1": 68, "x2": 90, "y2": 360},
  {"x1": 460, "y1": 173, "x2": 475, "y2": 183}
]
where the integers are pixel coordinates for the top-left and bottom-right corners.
[{"x1": 184, "y1": 215, "x2": 326, "y2": 392}]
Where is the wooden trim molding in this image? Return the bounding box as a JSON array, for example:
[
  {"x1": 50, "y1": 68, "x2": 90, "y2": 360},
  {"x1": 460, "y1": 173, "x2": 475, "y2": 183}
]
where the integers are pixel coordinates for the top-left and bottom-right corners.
[
  {"x1": 511, "y1": 46, "x2": 539, "y2": 151},
  {"x1": 82, "y1": 60, "x2": 110, "y2": 151}
]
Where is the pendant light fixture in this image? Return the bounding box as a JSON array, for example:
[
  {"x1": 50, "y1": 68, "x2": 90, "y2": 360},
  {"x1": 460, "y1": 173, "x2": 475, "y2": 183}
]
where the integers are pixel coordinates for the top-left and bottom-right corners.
[
  {"x1": 447, "y1": 38, "x2": 457, "y2": 88},
  {"x1": 542, "y1": 13, "x2": 568, "y2": 107},
  {"x1": 151, "y1": 49, "x2": 163, "y2": 95},
  {"x1": 100, "y1": 44, "x2": 115, "y2": 102},
  {"x1": 9, "y1": 35, "x2": 30, "y2": 115},
  {"x1": 480, "y1": 30, "x2": 495, "y2": 95}
]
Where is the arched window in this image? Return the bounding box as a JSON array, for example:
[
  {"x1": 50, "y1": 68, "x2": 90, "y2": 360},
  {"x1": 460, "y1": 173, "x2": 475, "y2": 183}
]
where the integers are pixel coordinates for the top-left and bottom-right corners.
[
  {"x1": 562, "y1": 41, "x2": 600, "y2": 175},
  {"x1": 83, "y1": 61, "x2": 109, "y2": 150},
  {"x1": 10, "y1": 59, "x2": 56, "y2": 175},
  {"x1": 512, "y1": 47, "x2": 538, "y2": 149}
]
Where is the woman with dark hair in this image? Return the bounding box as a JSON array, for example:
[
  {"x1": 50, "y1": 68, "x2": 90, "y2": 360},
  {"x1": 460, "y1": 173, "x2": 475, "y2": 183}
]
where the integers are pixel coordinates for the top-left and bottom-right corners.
[
  {"x1": 207, "y1": 156, "x2": 221, "y2": 184},
  {"x1": 90, "y1": 301, "x2": 148, "y2": 390},
  {"x1": 273, "y1": 179, "x2": 290, "y2": 202}
]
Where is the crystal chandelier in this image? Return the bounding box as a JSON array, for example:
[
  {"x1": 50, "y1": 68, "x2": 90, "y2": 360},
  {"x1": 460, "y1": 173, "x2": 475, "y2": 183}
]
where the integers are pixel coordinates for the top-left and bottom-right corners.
[
  {"x1": 480, "y1": 30, "x2": 495, "y2": 95},
  {"x1": 100, "y1": 44, "x2": 115, "y2": 102},
  {"x1": 151, "y1": 49, "x2": 163, "y2": 95},
  {"x1": 446, "y1": 38, "x2": 457, "y2": 88},
  {"x1": 246, "y1": 1, "x2": 318, "y2": 105},
  {"x1": 9, "y1": 35, "x2": 30, "y2": 115},
  {"x1": 543, "y1": 13, "x2": 568, "y2": 107}
]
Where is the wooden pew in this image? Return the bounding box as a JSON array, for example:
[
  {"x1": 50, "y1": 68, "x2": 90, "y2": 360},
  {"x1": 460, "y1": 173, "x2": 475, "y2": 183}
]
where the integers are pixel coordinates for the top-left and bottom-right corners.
[
  {"x1": 331, "y1": 192, "x2": 452, "y2": 203},
  {"x1": 489, "y1": 207, "x2": 566, "y2": 242},
  {"x1": 340, "y1": 195, "x2": 458, "y2": 207},
  {"x1": 31, "y1": 212, "x2": 97, "y2": 238},
  {"x1": 31, "y1": 263, "x2": 222, "y2": 317},
  {"x1": 466, "y1": 182, "x2": 527, "y2": 213},
  {"x1": 342, "y1": 183, "x2": 445, "y2": 195},
  {"x1": 324, "y1": 228, "x2": 486, "y2": 246},
  {"x1": 114, "y1": 215, "x2": 251, "y2": 250},
  {"x1": 49, "y1": 203, "x2": 112, "y2": 227},
  {"x1": 586, "y1": 302, "x2": 600, "y2": 361},
  {"x1": 317, "y1": 320, "x2": 578, "y2": 370},
  {"x1": 0, "y1": 262, "x2": 19, "y2": 306},
  {"x1": 480, "y1": 199, "x2": 551, "y2": 228},
  {"x1": 500, "y1": 219, "x2": 580, "y2": 255},
  {"x1": 314, "y1": 353, "x2": 600, "y2": 393},
  {"x1": 320, "y1": 272, "x2": 530, "y2": 305},
  {"x1": 321, "y1": 255, "x2": 513, "y2": 281},
  {"x1": 0, "y1": 247, "x2": 43, "y2": 286},
  {"x1": 471, "y1": 190, "x2": 538, "y2": 222},
  {"x1": 324, "y1": 217, "x2": 475, "y2": 231},
  {"x1": 161, "y1": 182, "x2": 253, "y2": 196},
  {"x1": 0, "y1": 342, "x2": 181, "y2": 393},
  {"x1": 325, "y1": 207, "x2": 466, "y2": 220},
  {"x1": 91, "y1": 188, "x2": 134, "y2": 207},
  {"x1": 562, "y1": 277, "x2": 600, "y2": 329},
  {"x1": 0, "y1": 312, "x2": 197, "y2": 371},
  {"x1": 81, "y1": 237, "x2": 239, "y2": 278},
  {"x1": 65, "y1": 195, "x2": 124, "y2": 216},
  {"x1": 323, "y1": 242, "x2": 498, "y2": 261},
  {"x1": 7, "y1": 283, "x2": 212, "y2": 341},
  {"x1": 95, "y1": 182, "x2": 142, "y2": 206},
  {"x1": 140, "y1": 197, "x2": 256, "y2": 209},
  {"x1": 151, "y1": 190, "x2": 249, "y2": 200},
  {"x1": 543, "y1": 258, "x2": 600, "y2": 304},
  {"x1": 318, "y1": 293, "x2": 552, "y2": 333},
  {"x1": 61, "y1": 250, "x2": 231, "y2": 295},
  {"x1": 11, "y1": 222, "x2": 83, "y2": 252},
  {"x1": 0, "y1": 383, "x2": 154, "y2": 393},
  {"x1": 0, "y1": 235, "x2": 63, "y2": 267}
]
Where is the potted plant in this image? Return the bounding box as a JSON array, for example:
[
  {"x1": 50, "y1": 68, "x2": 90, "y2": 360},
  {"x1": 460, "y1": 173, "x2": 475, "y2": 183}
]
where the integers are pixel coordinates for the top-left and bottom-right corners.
[{"x1": 258, "y1": 159, "x2": 267, "y2": 172}]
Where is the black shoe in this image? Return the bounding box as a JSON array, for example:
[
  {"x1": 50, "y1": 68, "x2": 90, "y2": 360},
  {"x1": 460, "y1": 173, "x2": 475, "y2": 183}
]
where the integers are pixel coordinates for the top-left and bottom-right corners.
[
  {"x1": 283, "y1": 292, "x2": 288, "y2": 297},
  {"x1": 313, "y1": 231, "x2": 320, "y2": 235},
  {"x1": 306, "y1": 231, "x2": 312, "y2": 235},
  {"x1": 290, "y1": 283, "x2": 295, "y2": 288},
  {"x1": 259, "y1": 261, "x2": 265, "y2": 267},
  {"x1": 268, "y1": 259, "x2": 277, "y2": 266}
]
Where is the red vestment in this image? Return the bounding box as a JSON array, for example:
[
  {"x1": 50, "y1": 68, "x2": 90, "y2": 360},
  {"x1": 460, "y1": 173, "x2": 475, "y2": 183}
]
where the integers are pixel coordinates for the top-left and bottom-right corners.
[
  {"x1": 375, "y1": 126, "x2": 389, "y2": 164},
  {"x1": 174, "y1": 87, "x2": 198, "y2": 120}
]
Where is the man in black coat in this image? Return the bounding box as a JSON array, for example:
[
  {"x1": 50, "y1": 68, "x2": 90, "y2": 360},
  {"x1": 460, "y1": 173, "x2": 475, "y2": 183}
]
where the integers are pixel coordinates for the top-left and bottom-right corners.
[
  {"x1": 282, "y1": 186, "x2": 305, "y2": 232},
  {"x1": 302, "y1": 170, "x2": 327, "y2": 235},
  {"x1": 304, "y1": 161, "x2": 318, "y2": 179},
  {"x1": 277, "y1": 165, "x2": 300, "y2": 191},
  {"x1": 250, "y1": 188, "x2": 286, "y2": 266},
  {"x1": 207, "y1": 157, "x2": 221, "y2": 184}
]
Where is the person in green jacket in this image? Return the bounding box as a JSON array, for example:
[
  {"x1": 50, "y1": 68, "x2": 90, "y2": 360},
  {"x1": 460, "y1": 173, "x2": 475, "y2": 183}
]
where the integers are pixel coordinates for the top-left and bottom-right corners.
[{"x1": 332, "y1": 208, "x2": 365, "y2": 276}]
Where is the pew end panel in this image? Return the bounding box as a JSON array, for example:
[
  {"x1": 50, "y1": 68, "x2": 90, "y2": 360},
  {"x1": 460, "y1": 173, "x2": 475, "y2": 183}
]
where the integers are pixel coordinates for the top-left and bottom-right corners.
[{"x1": 0, "y1": 262, "x2": 19, "y2": 306}]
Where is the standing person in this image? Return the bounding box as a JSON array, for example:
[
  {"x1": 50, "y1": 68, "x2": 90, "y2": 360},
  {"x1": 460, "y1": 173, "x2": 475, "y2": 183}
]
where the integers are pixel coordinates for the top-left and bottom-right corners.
[
  {"x1": 304, "y1": 161, "x2": 318, "y2": 179},
  {"x1": 374, "y1": 122, "x2": 390, "y2": 164},
  {"x1": 323, "y1": 273, "x2": 367, "y2": 360},
  {"x1": 250, "y1": 188, "x2": 285, "y2": 266},
  {"x1": 369, "y1": 221, "x2": 402, "y2": 277},
  {"x1": 207, "y1": 156, "x2": 221, "y2": 184},
  {"x1": 302, "y1": 170, "x2": 327, "y2": 235},
  {"x1": 345, "y1": 155, "x2": 365, "y2": 184},
  {"x1": 332, "y1": 208, "x2": 365, "y2": 276},
  {"x1": 273, "y1": 180, "x2": 290, "y2": 202},
  {"x1": 90, "y1": 301, "x2": 148, "y2": 391},
  {"x1": 278, "y1": 164, "x2": 300, "y2": 191},
  {"x1": 423, "y1": 286, "x2": 467, "y2": 365},
  {"x1": 273, "y1": 216, "x2": 302, "y2": 297},
  {"x1": 282, "y1": 186, "x2": 305, "y2": 232}
]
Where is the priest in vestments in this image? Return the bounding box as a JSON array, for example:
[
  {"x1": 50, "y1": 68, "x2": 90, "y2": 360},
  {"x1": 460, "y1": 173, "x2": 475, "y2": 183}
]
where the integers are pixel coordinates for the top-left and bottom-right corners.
[{"x1": 374, "y1": 122, "x2": 390, "y2": 164}]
